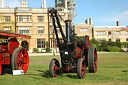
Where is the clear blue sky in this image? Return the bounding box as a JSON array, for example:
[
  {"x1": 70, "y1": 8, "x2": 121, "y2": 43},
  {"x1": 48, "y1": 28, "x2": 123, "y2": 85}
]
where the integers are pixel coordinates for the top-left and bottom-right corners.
[{"x1": 4, "y1": 0, "x2": 128, "y2": 26}]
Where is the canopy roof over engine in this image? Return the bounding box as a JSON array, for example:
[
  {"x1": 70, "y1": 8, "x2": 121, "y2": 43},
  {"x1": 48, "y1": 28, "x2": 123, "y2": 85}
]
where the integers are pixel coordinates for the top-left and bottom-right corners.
[{"x1": 0, "y1": 30, "x2": 31, "y2": 39}]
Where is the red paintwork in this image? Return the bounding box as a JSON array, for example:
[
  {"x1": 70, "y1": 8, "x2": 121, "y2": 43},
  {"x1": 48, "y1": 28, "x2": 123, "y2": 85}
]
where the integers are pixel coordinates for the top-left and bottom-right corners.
[
  {"x1": 0, "y1": 65, "x2": 2, "y2": 75},
  {"x1": 0, "y1": 45, "x2": 7, "y2": 52},
  {"x1": 16, "y1": 48, "x2": 29, "y2": 73},
  {"x1": 81, "y1": 60, "x2": 86, "y2": 78},
  {"x1": 8, "y1": 38, "x2": 19, "y2": 54},
  {"x1": 94, "y1": 49, "x2": 98, "y2": 72},
  {"x1": 85, "y1": 36, "x2": 90, "y2": 52},
  {"x1": 0, "y1": 31, "x2": 31, "y2": 39},
  {"x1": 75, "y1": 47, "x2": 82, "y2": 58},
  {"x1": 0, "y1": 53, "x2": 2, "y2": 60},
  {"x1": 5, "y1": 57, "x2": 10, "y2": 65},
  {"x1": 54, "y1": 65, "x2": 60, "y2": 77}
]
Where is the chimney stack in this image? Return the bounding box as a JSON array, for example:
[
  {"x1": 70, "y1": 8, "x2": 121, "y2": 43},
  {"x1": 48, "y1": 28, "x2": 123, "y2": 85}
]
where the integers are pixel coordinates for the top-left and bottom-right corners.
[
  {"x1": 6, "y1": 4, "x2": 9, "y2": 8},
  {"x1": 85, "y1": 19, "x2": 89, "y2": 24},
  {"x1": 43, "y1": 0, "x2": 46, "y2": 8},
  {"x1": 65, "y1": 0, "x2": 67, "y2": 8},
  {"x1": 116, "y1": 21, "x2": 120, "y2": 26},
  {"x1": 21, "y1": 0, "x2": 28, "y2": 7},
  {"x1": 41, "y1": 4, "x2": 44, "y2": 8},
  {"x1": 1, "y1": 0, "x2": 4, "y2": 8},
  {"x1": 89, "y1": 17, "x2": 93, "y2": 25}
]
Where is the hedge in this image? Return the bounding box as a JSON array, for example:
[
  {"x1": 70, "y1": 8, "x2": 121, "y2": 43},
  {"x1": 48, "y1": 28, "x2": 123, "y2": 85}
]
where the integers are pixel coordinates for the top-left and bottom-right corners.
[{"x1": 107, "y1": 46, "x2": 121, "y2": 52}]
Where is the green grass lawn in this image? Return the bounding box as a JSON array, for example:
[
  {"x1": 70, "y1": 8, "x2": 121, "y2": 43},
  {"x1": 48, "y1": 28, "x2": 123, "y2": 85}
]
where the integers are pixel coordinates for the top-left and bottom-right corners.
[{"x1": 0, "y1": 53, "x2": 128, "y2": 85}]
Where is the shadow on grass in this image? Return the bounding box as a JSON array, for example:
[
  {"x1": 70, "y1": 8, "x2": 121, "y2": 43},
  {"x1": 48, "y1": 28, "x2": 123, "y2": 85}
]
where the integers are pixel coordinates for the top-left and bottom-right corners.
[
  {"x1": 122, "y1": 70, "x2": 128, "y2": 72},
  {"x1": 37, "y1": 69, "x2": 80, "y2": 79},
  {"x1": 2, "y1": 66, "x2": 12, "y2": 75},
  {"x1": 37, "y1": 70, "x2": 51, "y2": 78},
  {"x1": 66, "y1": 74, "x2": 78, "y2": 79}
]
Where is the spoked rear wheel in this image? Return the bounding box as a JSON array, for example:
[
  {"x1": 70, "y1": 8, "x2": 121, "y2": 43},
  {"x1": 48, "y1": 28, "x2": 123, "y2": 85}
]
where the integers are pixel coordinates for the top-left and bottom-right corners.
[
  {"x1": 49, "y1": 58, "x2": 60, "y2": 77},
  {"x1": 77, "y1": 58, "x2": 86, "y2": 78},
  {"x1": 14, "y1": 47, "x2": 29, "y2": 73},
  {"x1": 88, "y1": 46, "x2": 98, "y2": 73}
]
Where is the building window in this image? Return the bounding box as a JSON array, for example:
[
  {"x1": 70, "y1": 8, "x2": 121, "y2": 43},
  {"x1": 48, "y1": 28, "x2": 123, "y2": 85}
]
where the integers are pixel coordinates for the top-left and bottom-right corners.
[
  {"x1": 115, "y1": 31, "x2": 120, "y2": 35},
  {"x1": 57, "y1": 28, "x2": 60, "y2": 33},
  {"x1": 80, "y1": 28, "x2": 88, "y2": 32},
  {"x1": 126, "y1": 31, "x2": 128, "y2": 35},
  {"x1": 116, "y1": 39, "x2": 120, "y2": 42},
  {"x1": 126, "y1": 38, "x2": 128, "y2": 41},
  {"x1": 38, "y1": 16, "x2": 43, "y2": 22},
  {"x1": 96, "y1": 31, "x2": 106, "y2": 35},
  {"x1": 108, "y1": 31, "x2": 111, "y2": 35},
  {"x1": 19, "y1": 16, "x2": 30, "y2": 22},
  {"x1": 109, "y1": 39, "x2": 111, "y2": 41},
  {"x1": 38, "y1": 27, "x2": 44, "y2": 34},
  {"x1": 4, "y1": 16, "x2": 10, "y2": 22},
  {"x1": 37, "y1": 39, "x2": 45, "y2": 48},
  {"x1": 4, "y1": 27, "x2": 11, "y2": 31},
  {"x1": 97, "y1": 39, "x2": 106, "y2": 41},
  {"x1": 19, "y1": 27, "x2": 30, "y2": 34}
]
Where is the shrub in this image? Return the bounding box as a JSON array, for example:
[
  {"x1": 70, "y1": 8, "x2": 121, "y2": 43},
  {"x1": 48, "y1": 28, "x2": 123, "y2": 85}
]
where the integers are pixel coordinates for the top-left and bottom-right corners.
[
  {"x1": 46, "y1": 48, "x2": 50, "y2": 52},
  {"x1": 45, "y1": 41, "x2": 50, "y2": 52},
  {"x1": 121, "y1": 42, "x2": 128, "y2": 48},
  {"x1": 100, "y1": 41, "x2": 109, "y2": 51},
  {"x1": 90, "y1": 38, "x2": 98, "y2": 46},
  {"x1": 91, "y1": 44, "x2": 97, "y2": 50},
  {"x1": 110, "y1": 41, "x2": 121, "y2": 48},
  {"x1": 76, "y1": 36, "x2": 84, "y2": 41},
  {"x1": 107, "y1": 46, "x2": 121, "y2": 52},
  {"x1": 33, "y1": 48, "x2": 39, "y2": 52}
]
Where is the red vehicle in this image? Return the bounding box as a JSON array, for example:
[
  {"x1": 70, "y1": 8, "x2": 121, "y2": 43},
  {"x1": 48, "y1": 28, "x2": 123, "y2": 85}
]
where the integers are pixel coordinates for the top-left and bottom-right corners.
[
  {"x1": 0, "y1": 30, "x2": 31, "y2": 75},
  {"x1": 49, "y1": 8, "x2": 98, "y2": 78}
]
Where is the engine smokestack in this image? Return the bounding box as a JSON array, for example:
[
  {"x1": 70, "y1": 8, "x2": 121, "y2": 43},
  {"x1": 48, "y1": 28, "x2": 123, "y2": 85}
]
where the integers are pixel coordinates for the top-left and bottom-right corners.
[{"x1": 65, "y1": 20, "x2": 72, "y2": 42}]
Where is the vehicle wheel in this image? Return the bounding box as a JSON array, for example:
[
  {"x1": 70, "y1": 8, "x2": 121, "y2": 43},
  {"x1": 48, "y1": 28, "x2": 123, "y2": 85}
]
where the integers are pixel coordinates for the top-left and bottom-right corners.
[
  {"x1": 88, "y1": 46, "x2": 98, "y2": 73},
  {"x1": 11, "y1": 47, "x2": 19, "y2": 70},
  {"x1": 0, "y1": 65, "x2": 2, "y2": 75},
  {"x1": 14, "y1": 47, "x2": 29, "y2": 73},
  {"x1": 77, "y1": 58, "x2": 86, "y2": 78},
  {"x1": 49, "y1": 58, "x2": 60, "y2": 77}
]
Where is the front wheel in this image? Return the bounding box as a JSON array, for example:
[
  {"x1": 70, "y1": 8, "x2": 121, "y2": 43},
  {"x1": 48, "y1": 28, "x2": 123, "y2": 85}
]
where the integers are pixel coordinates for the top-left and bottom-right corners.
[
  {"x1": 49, "y1": 58, "x2": 60, "y2": 77},
  {"x1": 77, "y1": 58, "x2": 86, "y2": 78}
]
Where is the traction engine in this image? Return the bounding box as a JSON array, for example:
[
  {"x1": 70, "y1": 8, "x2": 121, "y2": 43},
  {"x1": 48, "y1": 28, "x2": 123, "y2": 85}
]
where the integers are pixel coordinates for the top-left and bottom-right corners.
[
  {"x1": 0, "y1": 30, "x2": 30, "y2": 75},
  {"x1": 49, "y1": 8, "x2": 98, "y2": 78}
]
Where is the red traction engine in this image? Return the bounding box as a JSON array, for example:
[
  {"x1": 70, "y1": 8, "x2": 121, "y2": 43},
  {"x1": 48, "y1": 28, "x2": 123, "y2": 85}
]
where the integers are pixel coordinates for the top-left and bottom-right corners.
[
  {"x1": 49, "y1": 8, "x2": 98, "y2": 78},
  {"x1": 0, "y1": 30, "x2": 30, "y2": 75}
]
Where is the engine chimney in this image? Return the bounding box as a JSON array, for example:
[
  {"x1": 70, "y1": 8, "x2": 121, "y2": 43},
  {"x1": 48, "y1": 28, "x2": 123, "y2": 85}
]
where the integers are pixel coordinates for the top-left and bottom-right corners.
[
  {"x1": 65, "y1": 20, "x2": 72, "y2": 42},
  {"x1": 116, "y1": 21, "x2": 120, "y2": 26},
  {"x1": 1, "y1": 0, "x2": 4, "y2": 8}
]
